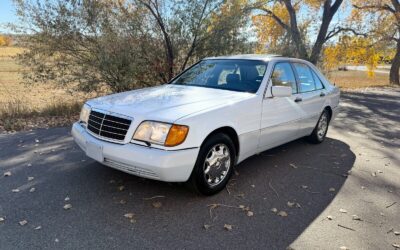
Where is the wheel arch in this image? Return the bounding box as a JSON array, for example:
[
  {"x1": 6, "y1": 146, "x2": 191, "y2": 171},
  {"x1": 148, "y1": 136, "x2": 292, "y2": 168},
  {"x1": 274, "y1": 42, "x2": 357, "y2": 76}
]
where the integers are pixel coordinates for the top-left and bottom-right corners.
[
  {"x1": 202, "y1": 126, "x2": 240, "y2": 158},
  {"x1": 324, "y1": 106, "x2": 333, "y2": 120}
]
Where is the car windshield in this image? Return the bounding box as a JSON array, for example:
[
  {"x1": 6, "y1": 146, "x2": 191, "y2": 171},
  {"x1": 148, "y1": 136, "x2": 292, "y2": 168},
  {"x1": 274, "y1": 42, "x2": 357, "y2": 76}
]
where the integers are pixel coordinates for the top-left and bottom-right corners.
[{"x1": 171, "y1": 59, "x2": 268, "y2": 93}]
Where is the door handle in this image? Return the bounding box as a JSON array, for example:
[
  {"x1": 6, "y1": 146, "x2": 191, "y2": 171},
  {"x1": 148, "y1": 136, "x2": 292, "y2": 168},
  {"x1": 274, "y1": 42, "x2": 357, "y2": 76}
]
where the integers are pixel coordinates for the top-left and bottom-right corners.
[
  {"x1": 294, "y1": 97, "x2": 302, "y2": 102},
  {"x1": 320, "y1": 92, "x2": 326, "y2": 97}
]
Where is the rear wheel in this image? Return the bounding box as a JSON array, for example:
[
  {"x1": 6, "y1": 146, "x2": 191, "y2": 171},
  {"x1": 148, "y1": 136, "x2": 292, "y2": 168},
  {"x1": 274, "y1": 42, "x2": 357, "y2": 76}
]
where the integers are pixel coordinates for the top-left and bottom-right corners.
[
  {"x1": 307, "y1": 109, "x2": 330, "y2": 144},
  {"x1": 189, "y1": 133, "x2": 236, "y2": 195}
]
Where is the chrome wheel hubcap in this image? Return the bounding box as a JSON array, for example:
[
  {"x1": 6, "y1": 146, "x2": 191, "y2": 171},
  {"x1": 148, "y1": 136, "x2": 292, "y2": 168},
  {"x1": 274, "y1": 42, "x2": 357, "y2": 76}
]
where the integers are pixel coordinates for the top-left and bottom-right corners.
[
  {"x1": 317, "y1": 113, "x2": 328, "y2": 140},
  {"x1": 203, "y1": 144, "x2": 231, "y2": 186}
]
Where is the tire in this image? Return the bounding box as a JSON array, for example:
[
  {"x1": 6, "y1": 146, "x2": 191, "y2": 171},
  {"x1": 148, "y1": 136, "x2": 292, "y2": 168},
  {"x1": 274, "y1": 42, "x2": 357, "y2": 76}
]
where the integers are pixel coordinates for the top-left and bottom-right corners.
[
  {"x1": 307, "y1": 109, "x2": 330, "y2": 144},
  {"x1": 189, "y1": 133, "x2": 236, "y2": 196}
]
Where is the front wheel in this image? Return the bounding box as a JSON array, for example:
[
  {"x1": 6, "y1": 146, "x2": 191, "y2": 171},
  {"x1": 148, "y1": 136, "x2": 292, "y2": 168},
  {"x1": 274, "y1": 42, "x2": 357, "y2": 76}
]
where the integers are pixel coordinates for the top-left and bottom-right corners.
[
  {"x1": 189, "y1": 133, "x2": 236, "y2": 195},
  {"x1": 307, "y1": 109, "x2": 330, "y2": 144}
]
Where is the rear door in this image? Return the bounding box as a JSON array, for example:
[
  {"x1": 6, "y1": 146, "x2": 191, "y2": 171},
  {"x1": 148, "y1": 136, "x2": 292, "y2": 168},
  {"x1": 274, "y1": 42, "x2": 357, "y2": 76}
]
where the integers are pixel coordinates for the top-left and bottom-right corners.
[
  {"x1": 258, "y1": 62, "x2": 302, "y2": 151},
  {"x1": 291, "y1": 63, "x2": 326, "y2": 135}
]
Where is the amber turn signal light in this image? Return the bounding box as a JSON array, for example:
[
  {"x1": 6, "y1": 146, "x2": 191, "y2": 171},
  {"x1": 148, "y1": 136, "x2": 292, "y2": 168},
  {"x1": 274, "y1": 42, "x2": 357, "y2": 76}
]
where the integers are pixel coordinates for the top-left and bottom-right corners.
[{"x1": 165, "y1": 125, "x2": 189, "y2": 147}]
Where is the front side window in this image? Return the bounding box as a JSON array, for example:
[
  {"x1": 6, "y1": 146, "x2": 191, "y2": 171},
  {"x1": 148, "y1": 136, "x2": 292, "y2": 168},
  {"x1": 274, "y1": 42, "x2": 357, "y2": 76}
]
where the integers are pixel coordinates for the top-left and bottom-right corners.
[
  {"x1": 293, "y1": 63, "x2": 316, "y2": 93},
  {"x1": 171, "y1": 59, "x2": 267, "y2": 93},
  {"x1": 271, "y1": 62, "x2": 297, "y2": 94}
]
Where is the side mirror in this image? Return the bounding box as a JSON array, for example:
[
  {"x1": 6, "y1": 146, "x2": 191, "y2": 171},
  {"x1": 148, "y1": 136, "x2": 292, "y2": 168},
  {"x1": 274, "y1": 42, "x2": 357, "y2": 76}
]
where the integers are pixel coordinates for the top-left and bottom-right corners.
[{"x1": 271, "y1": 85, "x2": 292, "y2": 97}]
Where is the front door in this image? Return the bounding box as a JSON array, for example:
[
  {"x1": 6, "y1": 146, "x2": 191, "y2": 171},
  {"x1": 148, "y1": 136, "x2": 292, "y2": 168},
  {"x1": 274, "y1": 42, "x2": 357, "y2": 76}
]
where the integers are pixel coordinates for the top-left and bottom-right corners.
[{"x1": 258, "y1": 62, "x2": 302, "y2": 151}]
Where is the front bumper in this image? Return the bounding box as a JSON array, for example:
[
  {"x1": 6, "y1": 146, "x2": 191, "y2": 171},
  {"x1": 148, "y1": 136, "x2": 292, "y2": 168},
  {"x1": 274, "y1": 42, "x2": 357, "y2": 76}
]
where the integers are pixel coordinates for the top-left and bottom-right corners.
[{"x1": 71, "y1": 122, "x2": 199, "y2": 182}]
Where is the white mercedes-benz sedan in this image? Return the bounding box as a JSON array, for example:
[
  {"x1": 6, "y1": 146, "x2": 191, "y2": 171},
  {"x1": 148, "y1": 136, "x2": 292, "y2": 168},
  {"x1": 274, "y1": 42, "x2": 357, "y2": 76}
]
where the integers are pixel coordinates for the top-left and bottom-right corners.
[{"x1": 72, "y1": 54, "x2": 340, "y2": 195}]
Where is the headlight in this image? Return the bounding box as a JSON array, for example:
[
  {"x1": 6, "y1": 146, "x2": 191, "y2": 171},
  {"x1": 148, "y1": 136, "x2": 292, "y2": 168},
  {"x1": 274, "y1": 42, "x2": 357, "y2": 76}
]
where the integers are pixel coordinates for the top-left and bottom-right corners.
[
  {"x1": 133, "y1": 121, "x2": 189, "y2": 147},
  {"x1": 79, "y1": 104, "x2": 91, "y2": 125}
]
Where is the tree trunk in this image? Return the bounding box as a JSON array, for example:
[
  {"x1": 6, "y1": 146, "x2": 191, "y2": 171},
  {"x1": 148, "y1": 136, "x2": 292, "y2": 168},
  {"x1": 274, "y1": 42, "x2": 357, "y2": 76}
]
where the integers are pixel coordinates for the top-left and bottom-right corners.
[{"x1": 390, "y1": 41, "x2": 400, "y2": 85}]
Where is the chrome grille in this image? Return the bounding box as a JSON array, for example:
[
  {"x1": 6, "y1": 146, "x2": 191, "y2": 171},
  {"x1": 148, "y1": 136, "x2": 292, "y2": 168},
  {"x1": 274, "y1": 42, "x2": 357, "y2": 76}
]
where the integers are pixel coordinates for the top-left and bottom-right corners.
[{"x1": 87, "y1": 110, "x2": 131, "y2": 141}]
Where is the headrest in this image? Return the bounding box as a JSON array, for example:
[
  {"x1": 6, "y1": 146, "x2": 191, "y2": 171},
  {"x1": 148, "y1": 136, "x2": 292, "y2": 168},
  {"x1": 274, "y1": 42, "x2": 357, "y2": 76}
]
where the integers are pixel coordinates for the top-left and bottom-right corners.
[{"x1": 226, "y1": 74, "x2": 240, "y2": 84}]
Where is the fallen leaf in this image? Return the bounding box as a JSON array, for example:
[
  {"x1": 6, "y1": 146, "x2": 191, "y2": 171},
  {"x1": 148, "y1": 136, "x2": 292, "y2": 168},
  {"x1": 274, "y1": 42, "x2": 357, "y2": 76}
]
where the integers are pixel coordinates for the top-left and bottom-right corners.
[
  {"x1": 287, "y1": 201, "x2": 295, "y2": 207},
  {"x1": 19, "y1": 220, "x2": 28, "y2": 226},
  {"x1": 224, "y1": 224, "x2": 233, "y2": 231},
  {"x1": 378, "y1": 170, "x2": 383, "y2": 173},
  {"x1": 64, "y1": 197, "x2": 70, "y2": 201},
  {"x1": 329, "y1": 188, "x2": 336, "y2": 192},
  {"x1": 339, "y1": 246, "x2": 349, "y2": 250},
  {"x1": 29, "y1": 188, "x2": 35, "y2": 193},
  {"x1": 203, "y1": 224, "x2": 211, "y2": 230},
  {"x1": 296, "y1": 203, "x2": 301, "y2": 208},
  {"x1": 247, "y1": 211, "x2": 254, "y2": 217},
  {"x1": 4, "y1": 171, "x2": 11, "y2": 177},
  {"x1": 352, "y1": 215, "x2": 362, "y2": 221},
  {"x1": 63, "y1": 204, "x2": 72, "y2": 210},
  {"x1": 290, "y1": 163, "x2": 298, "y2": 169},
  {"x1": 152, "y1": 201, "x2": 162, "y2": 208},
  {"x1": 124, "y1": 213, "x2": 135, "y2": 219},
  {"x1": 371, "y1": 172, "x2": 377, "y2": 177},
  {"x1": 277, "y1": 211, "x2": 288, "y2": 217},
  {"x1": 380, "y1": 212, "x2": 385, "y2": 216},
  {"x1": 12, "y1": 189, "x2": 20, "y2": 193},
  {"x1": 34, "y1": 226, "x2": 42, "y2": 230},
  {"x1": 393, "y1": 243, "x2": 400, "y2": 249},
  {"x1": 339, "y1": 209, "x2": 347, "y2": 213},
  {"x1": 271, "y1": 208, "x2": 278, "y2": 213},
  {"x1": 361, "y1": 186, "x2": 366, "y2": 190},
  {"x1": 239, "y1": 205, "x2": 245, "y2": 209},
  {"x1": 394, "y1": 231, "x2": 400, "y2": 236},
  {"x1": 118, "y1": 185, "x2": 125, "y2": 191},
  {"x1": 28, "y1": 176, "x2": 34, "y2": 181},
  {"x1": 347, "y1": 170, "x2": 352, "y2": 175},
  {"x1": 0, "y1": 217, "x2": 4, "y2": 222},
  {"x1": 327, "y1": 215, "x2": 333, "y2": 220},
  {"x1": 301, "y1": 185, "x2": 308, "y2": 189}
]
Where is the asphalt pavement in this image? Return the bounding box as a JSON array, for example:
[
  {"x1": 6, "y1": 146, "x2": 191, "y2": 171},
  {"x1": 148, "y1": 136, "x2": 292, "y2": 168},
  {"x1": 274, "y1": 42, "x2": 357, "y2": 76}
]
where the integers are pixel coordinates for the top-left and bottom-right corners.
[{"x1": 0, "y1": 88, "x2": 399, "y2": 250}]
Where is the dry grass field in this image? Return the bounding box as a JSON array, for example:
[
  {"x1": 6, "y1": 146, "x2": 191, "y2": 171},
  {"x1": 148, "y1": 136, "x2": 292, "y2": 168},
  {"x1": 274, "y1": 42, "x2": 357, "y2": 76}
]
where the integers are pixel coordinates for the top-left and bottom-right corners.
[
  {"x1": 328, "y1": 70, "x2": 390, "y2": 89},
  {"x1": 0, "y1": 46, "x2": 393, "y2": 131},
  {"x1": 0, "y1": 47, "x2": 93, "y2": 131}
]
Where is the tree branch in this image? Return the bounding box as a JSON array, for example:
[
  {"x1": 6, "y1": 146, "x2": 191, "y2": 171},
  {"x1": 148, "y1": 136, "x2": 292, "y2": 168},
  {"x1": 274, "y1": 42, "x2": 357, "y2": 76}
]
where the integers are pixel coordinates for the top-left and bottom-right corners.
[
  {"x1": 325, "y1": 27, "x2": 367, "y2": 41},
  {"x1": 353, "y1": 4, "x2": 395, "y2": 13},
  {"x1": 255, "y1": 7, "x2": 290, "y2": 31}
]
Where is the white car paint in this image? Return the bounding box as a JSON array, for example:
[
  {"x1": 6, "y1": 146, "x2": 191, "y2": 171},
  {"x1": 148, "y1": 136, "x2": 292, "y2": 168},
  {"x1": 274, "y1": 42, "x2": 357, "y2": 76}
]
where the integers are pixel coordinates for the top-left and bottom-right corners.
[{"x1": 72, "y1": 55, "x2": 340, "y2": 182}]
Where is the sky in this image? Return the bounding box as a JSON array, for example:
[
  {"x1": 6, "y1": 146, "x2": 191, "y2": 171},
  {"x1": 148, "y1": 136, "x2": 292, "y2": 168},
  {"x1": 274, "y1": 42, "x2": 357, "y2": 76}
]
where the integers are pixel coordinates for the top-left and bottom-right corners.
[{"x1": 0, "y1": 0, "x2": 18, "y2": 32}]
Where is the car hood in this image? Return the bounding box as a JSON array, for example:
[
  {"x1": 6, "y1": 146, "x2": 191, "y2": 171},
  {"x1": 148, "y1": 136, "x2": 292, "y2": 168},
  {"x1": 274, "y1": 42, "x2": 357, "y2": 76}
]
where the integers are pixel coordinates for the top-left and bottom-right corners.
[{"x1": 87, "y1": 84, "x2": 254, "y2": 123}]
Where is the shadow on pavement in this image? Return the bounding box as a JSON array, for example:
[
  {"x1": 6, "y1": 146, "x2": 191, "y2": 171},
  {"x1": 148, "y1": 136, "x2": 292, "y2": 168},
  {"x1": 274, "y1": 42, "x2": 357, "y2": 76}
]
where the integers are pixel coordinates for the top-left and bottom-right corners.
[
  {"x1": 3, "y1": 89, "x2": 400, "y2": 248},
  {"x1": 0, "y1": 128, "x2": 356, "y2": 249}
]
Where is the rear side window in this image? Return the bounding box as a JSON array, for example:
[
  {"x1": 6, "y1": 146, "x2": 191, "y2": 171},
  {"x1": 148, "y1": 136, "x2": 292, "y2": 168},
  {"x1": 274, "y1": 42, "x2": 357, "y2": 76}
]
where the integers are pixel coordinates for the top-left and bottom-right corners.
[
  {"x1": 293, "y1": 63, "x2": 316, "y2": 93},
  {"x1": 271, "y1": 62, "x2": 297, "y2": 94},
  {"x1": 311, "y1": 70, "x2": 324, "y2": 90}
]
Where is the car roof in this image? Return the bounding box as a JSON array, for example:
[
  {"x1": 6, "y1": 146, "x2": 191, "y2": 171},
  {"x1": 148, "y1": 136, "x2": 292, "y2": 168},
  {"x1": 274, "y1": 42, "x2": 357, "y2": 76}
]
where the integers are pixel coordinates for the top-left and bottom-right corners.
[{"x1": 204, "y1": 54, "x2": 309, "y2": 63}]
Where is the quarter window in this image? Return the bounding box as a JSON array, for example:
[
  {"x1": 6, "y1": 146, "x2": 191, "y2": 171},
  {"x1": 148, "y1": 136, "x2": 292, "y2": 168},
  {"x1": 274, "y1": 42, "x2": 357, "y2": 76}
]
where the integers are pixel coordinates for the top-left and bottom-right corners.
[
  {"x1": 271, "y1": 62, "x2": 297, "y2": 94},
  {"x1": 311, "y1": 70, "x2": 324, "y2": 90},
  {"x1": 293, "y1": 63, "x2": 316, "y2": 93}
]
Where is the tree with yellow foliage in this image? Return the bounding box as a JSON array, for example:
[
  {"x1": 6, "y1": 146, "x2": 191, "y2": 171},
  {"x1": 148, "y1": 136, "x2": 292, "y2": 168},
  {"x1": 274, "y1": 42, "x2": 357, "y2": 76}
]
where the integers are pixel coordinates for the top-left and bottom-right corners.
[
  {"x1": 251, "y1": 0, "x2": 360, "y2": 64},
  {"x1": 324, "y1": 36, "x2": 381, "y2": 77},
  {"x1": 352, "y1": 0, "x2": 400, "y2": 85},
  {"x1": 0, "y1": 35, "x2": 12, "y2": 46}
]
